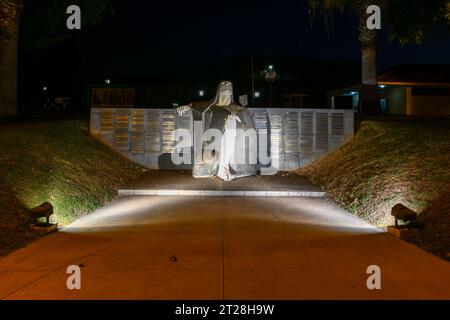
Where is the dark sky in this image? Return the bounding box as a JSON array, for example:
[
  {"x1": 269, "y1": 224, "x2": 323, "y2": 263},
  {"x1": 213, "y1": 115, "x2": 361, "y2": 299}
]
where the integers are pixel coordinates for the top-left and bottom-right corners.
[
  {"x1": 77, "y1": 0, "x2": 450, "y2": 76},
  {"x1": 21, "y1": 0, "x2": 450, "y2": 86}
]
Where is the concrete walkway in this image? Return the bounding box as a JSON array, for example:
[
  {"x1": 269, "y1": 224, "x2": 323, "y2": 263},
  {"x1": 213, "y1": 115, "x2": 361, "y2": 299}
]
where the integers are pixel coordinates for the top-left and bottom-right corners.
[
  {"x1": 0, "y1": 196, "x2": 449, "y2": 300},
  {"x1": 119, "y1": 171, "x2": 325, "y2": 197}
]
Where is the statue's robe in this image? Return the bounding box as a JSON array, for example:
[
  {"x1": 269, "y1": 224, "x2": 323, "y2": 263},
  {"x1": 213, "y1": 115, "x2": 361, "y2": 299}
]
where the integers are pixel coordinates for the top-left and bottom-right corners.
[{"x1": 189, "y1": 102, "x2": 258, "y2": 179}]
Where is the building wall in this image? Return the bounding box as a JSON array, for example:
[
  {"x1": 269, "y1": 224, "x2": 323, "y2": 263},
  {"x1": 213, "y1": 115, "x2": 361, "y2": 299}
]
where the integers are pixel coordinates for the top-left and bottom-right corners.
[
  {"x1": 331, "y1": 85, "x2": 450, "y2": 115},
  {"x1": 381, "y1": 86, "x2": 407, "y2": 115},
  {"x1": 90, "y1": 108, "x2": 354, "y2": 171},
  {"x1": 411, "y1": 95, "x2": 450, "y2": 115}
]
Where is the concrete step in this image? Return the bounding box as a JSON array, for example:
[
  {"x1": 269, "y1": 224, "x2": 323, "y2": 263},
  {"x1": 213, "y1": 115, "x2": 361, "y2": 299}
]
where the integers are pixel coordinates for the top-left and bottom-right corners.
[
  {"x1": 118, "y1": 171, "x2": 325, "y2": 198},
  {"x1": 118, "y1": 189, "x2": 325, "y2": 198}
]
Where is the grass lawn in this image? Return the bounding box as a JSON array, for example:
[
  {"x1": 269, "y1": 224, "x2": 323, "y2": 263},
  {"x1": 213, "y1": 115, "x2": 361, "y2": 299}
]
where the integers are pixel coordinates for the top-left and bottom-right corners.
[
  {"x1": 0, "y1": 119, "x2": 143, "y2": 256},
  {"x1": 298, "y1": 118, "x2": 450, "y2": 261}
]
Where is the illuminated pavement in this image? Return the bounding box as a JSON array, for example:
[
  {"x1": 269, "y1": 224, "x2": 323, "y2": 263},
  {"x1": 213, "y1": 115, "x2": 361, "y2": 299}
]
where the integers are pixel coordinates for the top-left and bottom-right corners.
[
  {"x1": 118, "y1": 171, "x2": 325, "y2": 197},
  {"x1": 0, "y1": 196, "x2": 449, "y2": 300}
]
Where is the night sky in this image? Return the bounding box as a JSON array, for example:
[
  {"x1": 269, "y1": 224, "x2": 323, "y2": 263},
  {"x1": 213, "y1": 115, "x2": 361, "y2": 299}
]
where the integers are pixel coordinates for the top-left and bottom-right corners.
[
  {"x1": 77, "y1": 0, "x2": 450, "y2": 76},
  {"x1": 20, "y1": 0, "x2": 450, "y2": 101}
]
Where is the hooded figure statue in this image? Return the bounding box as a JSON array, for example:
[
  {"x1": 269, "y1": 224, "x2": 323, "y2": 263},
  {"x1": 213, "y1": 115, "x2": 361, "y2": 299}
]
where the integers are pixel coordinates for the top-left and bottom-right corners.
[{"x1": 177, "y1": 81, "x2": 258, "y2": 181}]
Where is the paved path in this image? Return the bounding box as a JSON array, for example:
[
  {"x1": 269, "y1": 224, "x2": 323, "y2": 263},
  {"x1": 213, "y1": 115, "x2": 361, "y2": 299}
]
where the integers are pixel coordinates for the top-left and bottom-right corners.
[
  {"x1": 118, "y1": 171, "x2": 324, "y2": 197},
  {"x1": 0, "y1": 196, "x2": 449, "y2": 300}
]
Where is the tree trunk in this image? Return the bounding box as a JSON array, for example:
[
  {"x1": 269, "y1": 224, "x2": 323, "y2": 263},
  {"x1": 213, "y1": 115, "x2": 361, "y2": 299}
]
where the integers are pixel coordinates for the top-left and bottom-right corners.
[
  {"x1": 0, "y1": 0, "x2": 23, "y2": 119},
  {"x1": 358, "y1": 0, "x2": 380, "y2": 114}
]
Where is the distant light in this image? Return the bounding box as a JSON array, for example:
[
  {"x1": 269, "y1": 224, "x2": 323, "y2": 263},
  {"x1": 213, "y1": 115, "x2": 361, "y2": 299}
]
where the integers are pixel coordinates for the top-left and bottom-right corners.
[
  {"x1": 268, "y1": 65, "x2": 274, "y2": 71},
  {"x1": 172, "y1": 103, "x2": 179, "y2": 108},
  {"x1": 379, "y1": 85, "x2": 386, "y2": 89},
  {"x1": 350, "y1": 91, "x2": 357, "y2": 95},
  {"x1": 255, "y1": 91, "x2": 261, "y2": 98},
  {"x1": 199, "y1": 90, "x2": 205, "y2": 97},
  {"x1": 42, "y1": 86, "x2": 48, "y2": 91},
  {"x1": 105, "y1": 79, "x2": 111, "y2": 85}
]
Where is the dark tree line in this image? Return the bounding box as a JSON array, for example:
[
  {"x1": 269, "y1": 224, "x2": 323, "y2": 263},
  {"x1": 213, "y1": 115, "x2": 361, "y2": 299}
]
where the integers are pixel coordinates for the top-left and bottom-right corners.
[{"x1": 0, "y1": 0, "x2": 110, "y2": 118}]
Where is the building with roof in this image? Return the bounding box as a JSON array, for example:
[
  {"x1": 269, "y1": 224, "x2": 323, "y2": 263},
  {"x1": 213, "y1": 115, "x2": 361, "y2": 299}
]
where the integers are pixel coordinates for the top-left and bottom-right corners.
[{"x1": 328, "y1": 64, "x2": 450, "y2": 115}]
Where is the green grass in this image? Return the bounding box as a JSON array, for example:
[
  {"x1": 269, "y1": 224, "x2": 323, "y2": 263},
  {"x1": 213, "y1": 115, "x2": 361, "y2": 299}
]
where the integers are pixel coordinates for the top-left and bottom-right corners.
[
  {"x1": 298, "y1": 119, "x2": 450, "y2": 260},
  {"x1": 0, "y1": 119, "x2": 143, "y2": 254}
]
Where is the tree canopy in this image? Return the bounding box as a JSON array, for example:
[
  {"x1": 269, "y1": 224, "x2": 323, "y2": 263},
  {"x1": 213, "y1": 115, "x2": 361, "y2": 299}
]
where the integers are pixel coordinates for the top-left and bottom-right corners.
[
  {"x1": 384, "y1": 0, "x2": 450, "y2": 45},
  {"x1": 308, "y1": 0, "x2": 450, "y2": 45},
  {"x1": 20, "y1": 0, "x2": 111, "y2": 50}
]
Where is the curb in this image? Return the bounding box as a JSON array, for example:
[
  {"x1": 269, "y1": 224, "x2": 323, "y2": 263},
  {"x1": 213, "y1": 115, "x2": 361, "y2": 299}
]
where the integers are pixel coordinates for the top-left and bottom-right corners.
[{"x1": 118, "y1": 189, "x2": 326, "y2": 198}]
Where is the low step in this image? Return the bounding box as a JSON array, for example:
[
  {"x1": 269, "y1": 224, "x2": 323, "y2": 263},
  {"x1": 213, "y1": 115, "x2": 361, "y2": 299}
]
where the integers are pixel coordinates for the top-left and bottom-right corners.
[{"x1": 118, "y1": 189, "x2": 325, "y2": 198}]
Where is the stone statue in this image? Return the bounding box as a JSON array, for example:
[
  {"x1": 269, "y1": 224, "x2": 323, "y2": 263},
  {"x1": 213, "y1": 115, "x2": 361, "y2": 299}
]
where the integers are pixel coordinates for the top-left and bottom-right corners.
[{"x1": 177, "y1": 81, "x2": 258, "y2": 181}]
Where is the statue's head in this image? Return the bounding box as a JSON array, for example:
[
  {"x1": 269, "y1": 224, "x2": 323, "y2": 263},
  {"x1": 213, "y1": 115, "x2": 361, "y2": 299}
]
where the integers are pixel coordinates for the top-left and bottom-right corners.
[{"x1": 216, "y1": 81, "x2": 233, "y2": 107}]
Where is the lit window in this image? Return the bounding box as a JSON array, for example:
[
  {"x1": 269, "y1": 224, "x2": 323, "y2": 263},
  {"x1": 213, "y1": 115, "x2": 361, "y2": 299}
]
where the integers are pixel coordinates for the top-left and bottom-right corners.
[
  {"x1": 105, "y1": 79, "x2": 111, "y2": 85},
  {"x1": 255, "y1": 91, "x2": 261, "y2": 98},
  {"x1": 199, "y1": 90, "x2": 205, "y2": 97}
]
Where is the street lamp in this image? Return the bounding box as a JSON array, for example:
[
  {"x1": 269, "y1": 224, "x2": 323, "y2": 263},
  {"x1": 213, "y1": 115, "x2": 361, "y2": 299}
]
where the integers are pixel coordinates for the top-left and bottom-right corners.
[{"x1": 263, "y1": 65, "x2": 277, "y2": 108}]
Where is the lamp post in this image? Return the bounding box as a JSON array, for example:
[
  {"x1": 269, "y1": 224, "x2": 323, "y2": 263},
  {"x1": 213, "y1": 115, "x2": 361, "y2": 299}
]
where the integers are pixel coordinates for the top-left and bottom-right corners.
[
  {"x1": 264, "y1": 65, "x2": 277, "y2": 108},
  {"x1": 251, "y1": 56, "x2": 255, "y2": 107}
]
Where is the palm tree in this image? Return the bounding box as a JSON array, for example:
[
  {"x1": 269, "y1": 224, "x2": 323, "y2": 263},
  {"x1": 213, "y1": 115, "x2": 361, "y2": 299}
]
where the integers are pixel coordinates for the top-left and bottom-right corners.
[
  {"x1": 0, "y1": 0, "x2": 23, "y2": 118},
  {"x1": 309, "y1": 0, "x2": 450, "y2": 114},
  {"x1": 357, "y1": 0, "x2": 382, "y2": 114},
  {"x1": 309, "y1": 0, "x2": 385, "y2": 114}
]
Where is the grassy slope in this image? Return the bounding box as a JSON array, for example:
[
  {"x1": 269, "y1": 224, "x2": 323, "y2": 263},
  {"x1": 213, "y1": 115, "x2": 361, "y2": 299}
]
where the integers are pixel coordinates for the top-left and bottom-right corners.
[
  {"x1": 299, "y1": 120, "x2": 450, "y2": 260},
  {"x1": 0, "y1": 119, "x2": 143, "y2": 255}
]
